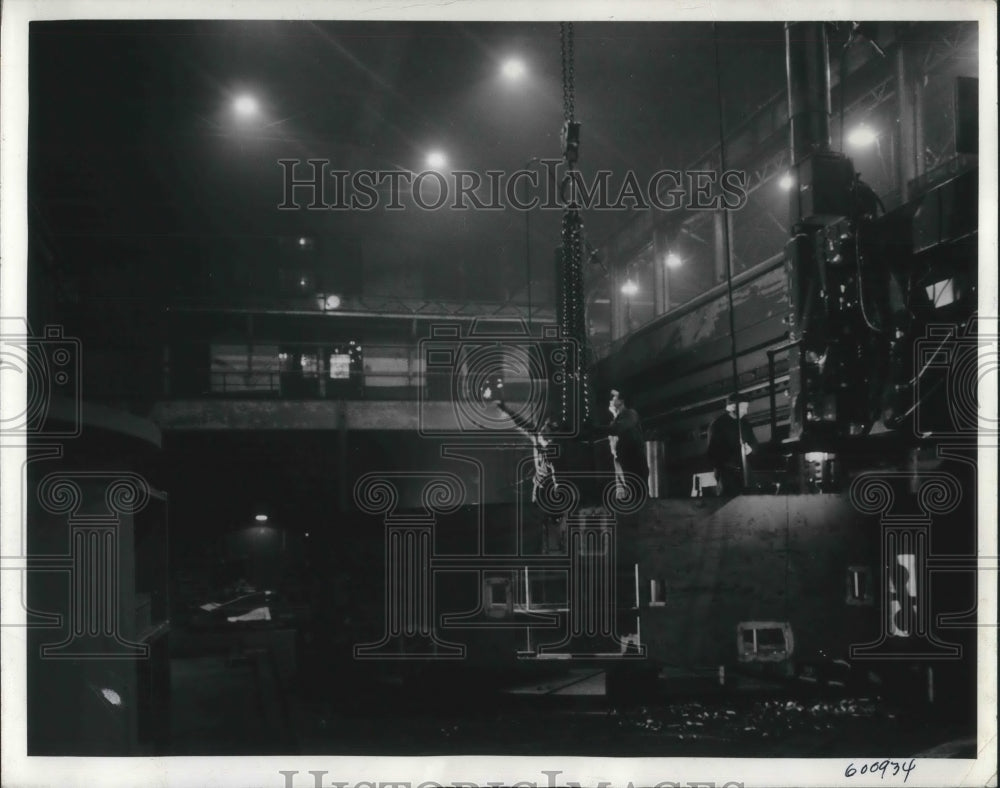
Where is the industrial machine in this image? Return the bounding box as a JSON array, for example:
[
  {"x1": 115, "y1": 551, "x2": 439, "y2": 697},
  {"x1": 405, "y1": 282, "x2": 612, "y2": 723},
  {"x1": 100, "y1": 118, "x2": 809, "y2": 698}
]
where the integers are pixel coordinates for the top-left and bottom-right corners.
[{"x1": 341, "y1": 22, "x2": 982, "y2": 715}]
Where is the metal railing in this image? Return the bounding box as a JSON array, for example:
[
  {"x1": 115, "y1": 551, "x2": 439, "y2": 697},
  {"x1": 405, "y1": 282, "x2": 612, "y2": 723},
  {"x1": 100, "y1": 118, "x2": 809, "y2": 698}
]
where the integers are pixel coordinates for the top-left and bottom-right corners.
[{"x1": 164, "y1": 341, "x2": 543, "y2": 401}]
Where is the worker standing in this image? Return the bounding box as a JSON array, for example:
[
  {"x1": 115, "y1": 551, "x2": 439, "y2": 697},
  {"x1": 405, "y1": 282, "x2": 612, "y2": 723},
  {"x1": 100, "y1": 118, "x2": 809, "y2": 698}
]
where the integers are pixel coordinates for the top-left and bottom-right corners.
[
  {"x1": 707, "y1": 393, "x2": 759, "y2": 497},
  {"x1": 596, "y1": 389, "x2": 649, "y2": 499}
]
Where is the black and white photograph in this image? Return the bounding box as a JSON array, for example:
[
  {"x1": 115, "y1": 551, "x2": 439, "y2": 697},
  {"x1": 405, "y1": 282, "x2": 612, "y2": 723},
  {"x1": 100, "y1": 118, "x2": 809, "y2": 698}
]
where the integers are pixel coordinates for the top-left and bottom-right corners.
[{"x1": 1, "y1": 2, "x2": 996, "y2": 786}]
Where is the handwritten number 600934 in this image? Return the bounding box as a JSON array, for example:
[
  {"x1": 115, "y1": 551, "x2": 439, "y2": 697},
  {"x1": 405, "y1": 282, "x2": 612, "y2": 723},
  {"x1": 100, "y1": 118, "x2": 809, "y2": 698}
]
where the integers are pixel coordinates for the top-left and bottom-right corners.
[{"x1": 845, "y1": 759, "x2": 917, "y2": 782}]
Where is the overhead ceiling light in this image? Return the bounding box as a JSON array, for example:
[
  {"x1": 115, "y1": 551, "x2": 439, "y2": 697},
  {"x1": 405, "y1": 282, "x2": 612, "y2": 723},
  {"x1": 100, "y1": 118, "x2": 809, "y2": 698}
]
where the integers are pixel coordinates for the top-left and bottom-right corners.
[
  {"x1": 621, "y1": 280, "x2": 639, "y2": 296},
  {"x1": 665, "y1": 252, "x2": 683, "y2": 269},
  {"x1": 501, "y1": 58, "x2": 527, "y2": 80},
  {"x1": 426, "y1": 151, "x2": 447, "y2": 169},
  {"x1": 233, "y1": 94, "x2": 259, "y2": 118},
  {"x1": 255, "y1": 514, "x2": 268, "y2": 522},
  {"x1": 846, "y1": 124, "x2": 878, "y2": 148},
  {"x1": 778, "y1": 172, "x2": 794, "y2": 191}
]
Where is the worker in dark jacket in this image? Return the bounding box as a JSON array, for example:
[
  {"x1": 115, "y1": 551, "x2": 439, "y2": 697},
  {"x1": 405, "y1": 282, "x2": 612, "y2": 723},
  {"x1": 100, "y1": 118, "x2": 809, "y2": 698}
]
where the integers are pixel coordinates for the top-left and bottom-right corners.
[
  {"x1": 707, "y1": 393, "x2": 759, "y2": 496},
  {"x1": 597, "y1": 389, "x2": 649, "y2": 498}
]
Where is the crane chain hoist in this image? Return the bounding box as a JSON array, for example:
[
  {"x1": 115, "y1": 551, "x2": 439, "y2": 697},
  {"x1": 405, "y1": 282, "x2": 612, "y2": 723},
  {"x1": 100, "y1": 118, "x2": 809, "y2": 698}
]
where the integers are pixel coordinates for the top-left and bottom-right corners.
[{"x1": 557, "y1": 21, "x2": 592, "y2": 429}]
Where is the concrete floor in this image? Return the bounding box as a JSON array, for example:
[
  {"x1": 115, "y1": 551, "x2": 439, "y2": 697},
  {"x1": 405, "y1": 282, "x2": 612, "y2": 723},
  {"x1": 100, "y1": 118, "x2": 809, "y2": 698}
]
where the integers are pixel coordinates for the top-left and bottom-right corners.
[{"x1": 168, "y1": 654, "x2": 976, "y2": 758}]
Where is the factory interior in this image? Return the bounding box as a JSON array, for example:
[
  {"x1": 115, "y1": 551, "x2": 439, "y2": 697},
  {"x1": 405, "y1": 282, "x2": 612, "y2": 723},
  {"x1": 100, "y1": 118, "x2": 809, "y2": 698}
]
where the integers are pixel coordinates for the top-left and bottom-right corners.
[{"x1": 2, "y1": 11, "x2": 993, "y2": 776}]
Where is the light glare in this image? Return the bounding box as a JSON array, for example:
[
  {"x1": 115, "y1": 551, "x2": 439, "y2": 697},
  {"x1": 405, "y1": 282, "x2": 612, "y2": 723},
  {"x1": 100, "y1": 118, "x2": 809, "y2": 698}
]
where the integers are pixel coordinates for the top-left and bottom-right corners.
[
  {"x1": 846, "y1": 124, "x2": 878, "y2": 148},
  {"x1": 426, "y1": 151, "x2": 447, "y2": 169},
  {"x1": 233, "y1": 94, "x2": 259, "y2": 117},
  {"x1": 501, "y1": 58, "x2": 527, "y2": 80}
]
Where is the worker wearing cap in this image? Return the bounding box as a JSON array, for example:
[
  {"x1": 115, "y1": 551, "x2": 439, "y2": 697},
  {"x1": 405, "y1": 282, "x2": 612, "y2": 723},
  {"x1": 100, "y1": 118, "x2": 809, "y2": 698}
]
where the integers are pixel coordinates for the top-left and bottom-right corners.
[
  {"x1": 597, "y1": 388, "x2": 649, "y2": 498},
  {"x1": 707, "y1": 393, "x2": 759, "y2": 496}
]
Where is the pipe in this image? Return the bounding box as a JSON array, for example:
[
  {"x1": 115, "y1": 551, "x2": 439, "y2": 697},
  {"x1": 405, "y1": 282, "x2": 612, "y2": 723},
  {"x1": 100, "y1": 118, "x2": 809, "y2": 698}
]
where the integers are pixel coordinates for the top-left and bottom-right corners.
[
  {"x1": 785, "y1": 22, "x2": 833, "y2": 163},
  {"x1": 895, "y1": 41, "x2": 915, "y2": 202},
  {"x1": 713, "y1": 25, "x2": 742, "y2": 473}
]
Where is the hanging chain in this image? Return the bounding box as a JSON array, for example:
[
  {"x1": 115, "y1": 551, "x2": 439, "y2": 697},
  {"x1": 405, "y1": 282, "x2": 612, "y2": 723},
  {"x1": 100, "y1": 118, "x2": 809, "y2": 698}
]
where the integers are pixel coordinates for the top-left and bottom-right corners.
[
  {"x1": 560, "y1": 22, "x2": 579, "y2": 170},
  {"x1": 560, "y1": 23, "x2": 567, "y2": 118},
  {"x1": 561, "y1": 22, "x2": 575, "y2": 123},
  {"x1": 558, "y1": 21, "x2": 590, "y2": 427},
  {"x1": 567, "y1": 25, "x2": 575, "y2": 121}
]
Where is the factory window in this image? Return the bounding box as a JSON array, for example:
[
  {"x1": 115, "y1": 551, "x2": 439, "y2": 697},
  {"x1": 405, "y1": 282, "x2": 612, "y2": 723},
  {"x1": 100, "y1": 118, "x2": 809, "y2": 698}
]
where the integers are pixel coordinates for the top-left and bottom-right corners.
[
  {"x1": 730, "y1": 187, "x2": 789, "y2": 274},
  {"x1": 737, "y1": 621, "x2": 794, "y2": 662},
  {"x1": 668, "y1": 211, "x2": 720, "y2": 303},
  {"x1": 627, "y1": 250, "x2": 656, "y2": 331},
  {"x1": 613, "y1": 244, "x2": 657, "y2": 339},
  {"x1": 275, "y1": 347, "x2": 321, "y2": 397},
  {"x1": 846, "y1": 100, "x2": 900, "y2": 207},
  {"x1": 588, "y1": 292, "x2": 611, "y2": 348},
  {"x1": 921, "y1": 73, "x2": 971, "y2": 172},
  {"x1": 362, "y1": 346, "x2": 410, "y2": 395},
  {"x1": 300, "y1": 352, "x2": 320, "y2": 377},
  {"x1": 210, "y1": 343, "x2": 279, "y2": 394}
]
